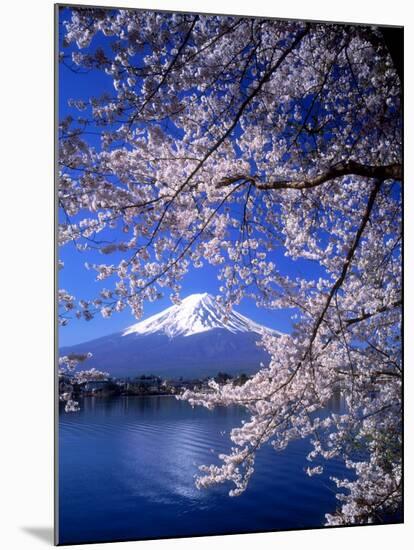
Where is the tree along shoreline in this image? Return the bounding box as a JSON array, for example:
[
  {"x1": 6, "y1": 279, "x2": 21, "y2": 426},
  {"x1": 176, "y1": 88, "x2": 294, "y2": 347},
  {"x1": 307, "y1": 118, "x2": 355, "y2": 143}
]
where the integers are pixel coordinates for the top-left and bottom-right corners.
[{"x1": 60, "y1": 371, "x2": 250, "y2": 400}]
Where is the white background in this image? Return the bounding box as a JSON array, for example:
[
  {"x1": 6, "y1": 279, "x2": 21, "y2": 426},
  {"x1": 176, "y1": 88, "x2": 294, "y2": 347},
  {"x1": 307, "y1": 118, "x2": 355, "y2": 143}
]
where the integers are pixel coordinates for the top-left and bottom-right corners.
[{"x1": 0, "y1": 0, "x2": 412, "y2": 548}]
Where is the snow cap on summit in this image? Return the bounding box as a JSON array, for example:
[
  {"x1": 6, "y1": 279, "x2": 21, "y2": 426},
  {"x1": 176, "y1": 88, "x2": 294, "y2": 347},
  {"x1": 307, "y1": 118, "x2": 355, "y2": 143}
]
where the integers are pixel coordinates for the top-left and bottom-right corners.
[{"x1": 123, "y1": 293, "x2": 276, "y2": 338}]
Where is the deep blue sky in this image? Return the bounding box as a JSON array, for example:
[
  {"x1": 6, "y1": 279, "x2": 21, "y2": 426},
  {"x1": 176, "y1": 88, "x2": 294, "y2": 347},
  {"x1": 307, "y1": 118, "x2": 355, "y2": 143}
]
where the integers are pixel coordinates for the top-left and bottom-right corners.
[{"x1": 58, "y1": 7, "x2": 324, "y2": 347}]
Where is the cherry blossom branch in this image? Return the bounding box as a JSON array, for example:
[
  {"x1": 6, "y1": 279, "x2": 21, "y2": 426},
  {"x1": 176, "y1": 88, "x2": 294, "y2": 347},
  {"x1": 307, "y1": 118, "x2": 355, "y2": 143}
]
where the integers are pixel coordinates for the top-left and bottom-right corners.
[
  {"x1": 143, "y1": 24, "x2": 310, "y2": 249},
  {"x1": 217, "y1": 161, "x2": 402, "y2": 191}
]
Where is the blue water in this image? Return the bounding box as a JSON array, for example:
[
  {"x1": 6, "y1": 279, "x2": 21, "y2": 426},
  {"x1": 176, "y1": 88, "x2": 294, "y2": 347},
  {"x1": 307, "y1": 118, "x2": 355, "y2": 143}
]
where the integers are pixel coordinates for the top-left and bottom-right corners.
[{"x1": 58, "y1": 395, "x2": 347, "y2": 544}]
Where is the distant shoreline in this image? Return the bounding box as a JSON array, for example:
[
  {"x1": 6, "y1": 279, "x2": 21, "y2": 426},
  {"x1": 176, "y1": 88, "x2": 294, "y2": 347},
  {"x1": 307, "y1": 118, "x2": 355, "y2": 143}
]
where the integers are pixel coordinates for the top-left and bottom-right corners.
[{"x1": 80, "y1": 393, "x2": 176, "y2": 399}]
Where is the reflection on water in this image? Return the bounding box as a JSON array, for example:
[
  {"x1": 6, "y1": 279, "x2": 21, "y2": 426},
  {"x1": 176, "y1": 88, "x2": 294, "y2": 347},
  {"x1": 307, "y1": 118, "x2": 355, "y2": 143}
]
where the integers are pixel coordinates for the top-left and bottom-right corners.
[{"x1": 59, "y1": 395, "x2": 347, "y2": 544}]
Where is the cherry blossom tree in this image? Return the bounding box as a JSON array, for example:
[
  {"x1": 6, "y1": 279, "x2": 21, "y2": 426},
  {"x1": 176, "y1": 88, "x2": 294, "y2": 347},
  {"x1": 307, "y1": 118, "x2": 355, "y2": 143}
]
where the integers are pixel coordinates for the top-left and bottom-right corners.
[
  {"x1": 58, "y1": 7, "x2": 402, "y2": 526},
  {"x1": 59, "y1": 352, "x2": 109, "y2": 411}
]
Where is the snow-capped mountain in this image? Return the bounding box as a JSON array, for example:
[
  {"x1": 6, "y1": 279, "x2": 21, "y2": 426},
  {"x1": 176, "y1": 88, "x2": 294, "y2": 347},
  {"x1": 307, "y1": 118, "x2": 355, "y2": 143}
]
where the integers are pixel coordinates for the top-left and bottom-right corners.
[
  {"x1": 61, "y1": 293, "x2": 279, "y2": 378},
  {"x1": 123, "y1": 292, "x2": 270, "y2": 338}
]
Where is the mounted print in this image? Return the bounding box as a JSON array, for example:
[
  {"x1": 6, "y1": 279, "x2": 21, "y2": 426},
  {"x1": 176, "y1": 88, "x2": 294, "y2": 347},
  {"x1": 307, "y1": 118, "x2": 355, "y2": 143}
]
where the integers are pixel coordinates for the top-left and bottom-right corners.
[{"x1": 56, "y1": 3, "x2": 403, "y2": 545}]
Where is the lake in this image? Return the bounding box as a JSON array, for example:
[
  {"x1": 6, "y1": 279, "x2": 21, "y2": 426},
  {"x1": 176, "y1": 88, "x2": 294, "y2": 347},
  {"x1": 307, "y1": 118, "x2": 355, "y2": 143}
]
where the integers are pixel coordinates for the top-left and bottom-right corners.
[{"x1": 58, "y1": 394, "x2": 348, "y2": 544}]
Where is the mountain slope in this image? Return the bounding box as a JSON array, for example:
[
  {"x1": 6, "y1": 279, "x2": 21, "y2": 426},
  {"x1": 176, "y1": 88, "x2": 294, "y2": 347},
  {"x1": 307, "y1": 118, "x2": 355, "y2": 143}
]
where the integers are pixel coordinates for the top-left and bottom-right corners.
[
  {"x1": 123, "y1": 293, "x2": 270, "y2": 338},
  {"x1": 61, "y1": 293, "x2": 279, "y2": 378}
]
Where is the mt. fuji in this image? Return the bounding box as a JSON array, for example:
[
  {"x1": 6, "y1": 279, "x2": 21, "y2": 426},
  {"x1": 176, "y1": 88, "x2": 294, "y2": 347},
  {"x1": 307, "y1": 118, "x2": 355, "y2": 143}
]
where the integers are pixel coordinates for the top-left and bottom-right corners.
[
  {"x1": 123, "y1": 293, "x2": 272, "y2": 338},
  {"x1": 60, "y1": 293, "x2": 280, "y2": 378}
]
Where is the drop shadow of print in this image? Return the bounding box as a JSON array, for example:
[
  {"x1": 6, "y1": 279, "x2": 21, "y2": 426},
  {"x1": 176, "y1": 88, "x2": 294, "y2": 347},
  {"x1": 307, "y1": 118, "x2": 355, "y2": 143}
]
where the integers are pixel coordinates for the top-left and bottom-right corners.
[{"x1": 21, "y1": 526, "x2": 54, "y2": 545}]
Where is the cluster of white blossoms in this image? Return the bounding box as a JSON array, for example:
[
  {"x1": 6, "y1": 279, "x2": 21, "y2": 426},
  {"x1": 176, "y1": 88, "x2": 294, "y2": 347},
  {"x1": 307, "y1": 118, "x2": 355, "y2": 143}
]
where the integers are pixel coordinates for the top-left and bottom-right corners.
[
  {"x1": 59, "y1": 8, "x2": 401, "y2": 525},
  {"x1": 58, "y1": 353, "x2": 108, "y2": 412}
]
